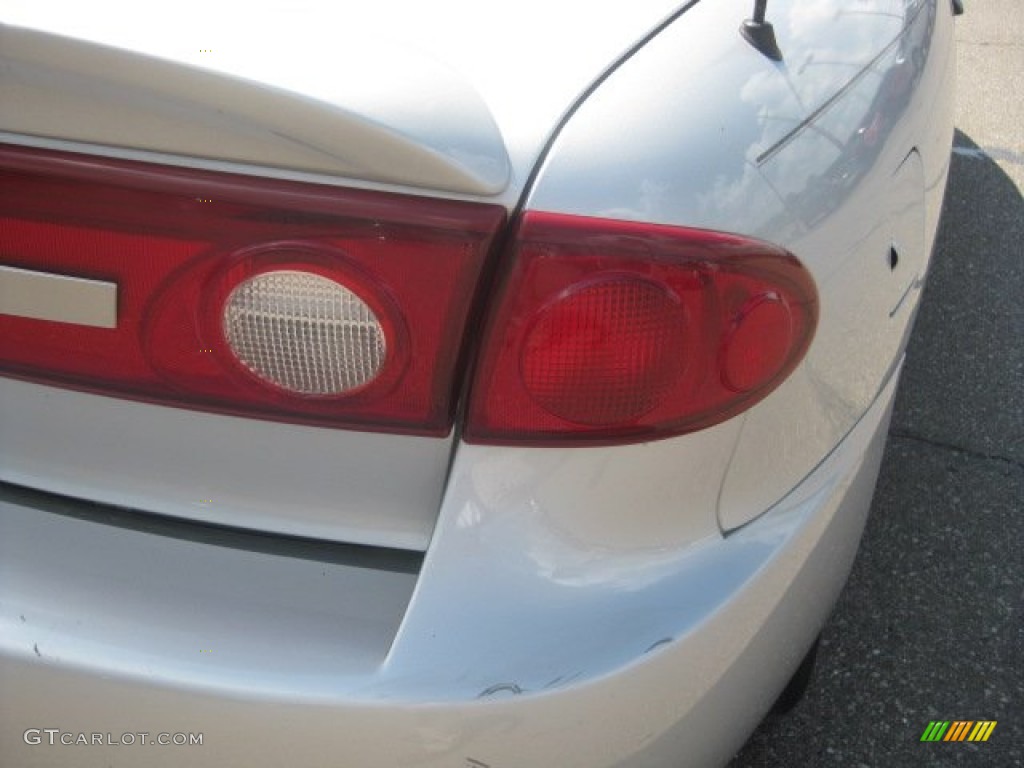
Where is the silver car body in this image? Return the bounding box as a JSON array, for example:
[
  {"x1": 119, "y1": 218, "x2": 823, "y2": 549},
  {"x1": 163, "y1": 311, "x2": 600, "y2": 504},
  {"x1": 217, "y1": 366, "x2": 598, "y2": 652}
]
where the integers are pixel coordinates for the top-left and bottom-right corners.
[{"x1": 0, "y1": 1, "x2": 956, "y2": 766}]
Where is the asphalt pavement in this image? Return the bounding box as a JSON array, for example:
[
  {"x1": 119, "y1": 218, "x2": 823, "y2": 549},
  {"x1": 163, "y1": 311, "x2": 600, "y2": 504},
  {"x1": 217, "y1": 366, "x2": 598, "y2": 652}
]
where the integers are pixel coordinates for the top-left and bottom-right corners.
[{"x1": 729, "y1": 2, "x2": 1023, "y2": 766}]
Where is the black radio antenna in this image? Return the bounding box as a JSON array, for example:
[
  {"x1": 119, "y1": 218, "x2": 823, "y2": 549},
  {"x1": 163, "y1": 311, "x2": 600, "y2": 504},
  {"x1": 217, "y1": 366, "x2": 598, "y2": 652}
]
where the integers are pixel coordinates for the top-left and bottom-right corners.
[{"x1": 741, "y1": 0, "x2": 784, "y2": 61}]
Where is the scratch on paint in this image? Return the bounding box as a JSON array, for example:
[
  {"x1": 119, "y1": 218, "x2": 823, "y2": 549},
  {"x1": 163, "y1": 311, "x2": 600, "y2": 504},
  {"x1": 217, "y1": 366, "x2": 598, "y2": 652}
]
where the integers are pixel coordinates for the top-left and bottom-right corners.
[
  {"x1": 645, "y1": 637, "x2": 673, "y2": 654},
  {"x1": 477, "y1": 682, "x2": 523, "y2": 698}
]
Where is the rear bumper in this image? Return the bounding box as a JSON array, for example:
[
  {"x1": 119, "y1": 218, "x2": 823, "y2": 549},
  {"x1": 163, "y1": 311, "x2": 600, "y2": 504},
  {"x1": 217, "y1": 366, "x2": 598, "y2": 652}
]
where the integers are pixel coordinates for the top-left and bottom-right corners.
[{"x1": 0, "y1": 370, "x2": 899, "y2": 768}]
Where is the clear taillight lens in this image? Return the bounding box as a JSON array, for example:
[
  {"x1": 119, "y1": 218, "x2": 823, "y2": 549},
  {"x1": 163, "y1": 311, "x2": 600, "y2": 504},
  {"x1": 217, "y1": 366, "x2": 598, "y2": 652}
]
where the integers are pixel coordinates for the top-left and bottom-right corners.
[
  {"x1": 0, "y1": 145, "x2": 504, "y2": 435},
  {"x1": 464, "y1": 212, "x2": 818, "y2": 446},
  {"x1": 221, "y1": 269, "x2": 389, "y2": 396}
]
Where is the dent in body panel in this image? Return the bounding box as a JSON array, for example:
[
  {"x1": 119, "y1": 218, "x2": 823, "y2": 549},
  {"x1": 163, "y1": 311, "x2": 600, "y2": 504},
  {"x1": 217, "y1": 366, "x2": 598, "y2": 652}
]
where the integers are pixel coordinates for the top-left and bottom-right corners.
[
  {"x1": 383, "y1": 420, "x2": 742, "y2": 694},
  {"x1": 0, "y1": 375, "x2": 900, "y2": 768}
]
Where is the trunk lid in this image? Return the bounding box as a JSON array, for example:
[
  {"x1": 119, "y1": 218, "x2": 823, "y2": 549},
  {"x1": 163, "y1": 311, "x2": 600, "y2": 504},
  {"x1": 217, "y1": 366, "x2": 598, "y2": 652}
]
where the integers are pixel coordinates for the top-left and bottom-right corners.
[{"x1": 2, "y1": 0, "x2": 689, "y2": 198}]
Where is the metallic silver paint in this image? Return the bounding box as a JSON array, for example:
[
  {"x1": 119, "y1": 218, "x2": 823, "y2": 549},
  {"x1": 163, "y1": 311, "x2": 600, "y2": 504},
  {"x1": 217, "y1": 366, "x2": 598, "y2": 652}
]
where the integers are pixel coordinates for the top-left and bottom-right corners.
[
  {"x1": 0, "y1": 0, "x2": 957, "y2": 764},
  {"x1": 0, "y1": 378, "x2": 448, "y2": 550},
  {"x1": 526, "y1": 0, "x2": 955, "y2": 530},
  {"x1": 1, "y1": 0, "x2": 690, "y2": 202},
  {"x1": 0, "y1": 368, "x2": 900, "y2": 768},
  {"x1": 0, "y1": 24, "x2": 511, "y2": 196},
  {"x1": 0, "y1": 0, "x2": 690, "y2": 543},
  {"x1": 0, "y1": 489, "x2": 418, "y2": 694}
]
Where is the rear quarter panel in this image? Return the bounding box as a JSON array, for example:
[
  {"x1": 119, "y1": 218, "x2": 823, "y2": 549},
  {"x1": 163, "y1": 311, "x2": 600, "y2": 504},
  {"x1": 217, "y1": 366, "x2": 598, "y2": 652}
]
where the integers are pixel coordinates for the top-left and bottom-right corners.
[{"x1": 526, "y1": 0, "x2": 956, "y2": 529}]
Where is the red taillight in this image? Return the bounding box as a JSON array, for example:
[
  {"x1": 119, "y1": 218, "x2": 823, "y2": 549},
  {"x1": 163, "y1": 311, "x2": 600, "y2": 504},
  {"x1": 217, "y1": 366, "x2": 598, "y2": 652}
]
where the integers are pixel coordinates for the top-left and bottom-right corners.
[
  {"x1": 521, "y1": 276, "x2": 689, "y2": 425},
  {"x1": 0, "y1": 145, "x2": 504, "y2": 435},
  {"x1": 464, "y1": 212, "x2": 817, "y2": 445}
]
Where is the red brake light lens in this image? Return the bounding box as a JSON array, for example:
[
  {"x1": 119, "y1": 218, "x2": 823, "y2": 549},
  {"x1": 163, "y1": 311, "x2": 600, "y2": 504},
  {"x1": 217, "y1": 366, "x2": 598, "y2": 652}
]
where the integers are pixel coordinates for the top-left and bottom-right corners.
[
  {"x1": 0, "y1": 145, "x2": 504, "y2": 435},
  {"x1": 521, "y1": 276, "x2": 689, "y2": 425},
  {"x1": 464, "y1": 212, "x2": 818, "y2": 445}
]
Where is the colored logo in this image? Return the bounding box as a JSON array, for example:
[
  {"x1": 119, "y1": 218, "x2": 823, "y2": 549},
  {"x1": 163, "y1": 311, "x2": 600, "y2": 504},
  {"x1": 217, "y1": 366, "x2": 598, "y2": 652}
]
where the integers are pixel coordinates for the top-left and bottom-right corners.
[{"x1": 920, "y1": 721, "x2": 997, "y2": 742}]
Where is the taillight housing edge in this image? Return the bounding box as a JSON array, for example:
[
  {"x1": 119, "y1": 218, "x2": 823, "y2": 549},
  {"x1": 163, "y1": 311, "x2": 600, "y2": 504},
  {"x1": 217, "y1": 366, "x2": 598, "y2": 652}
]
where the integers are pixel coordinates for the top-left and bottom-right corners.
[
  {"x1": 0, "y1": 143, "x2": 506, "y2": 436},
  {"x1": 462, "y1": 211, "x2": 818, "y2": 447}
]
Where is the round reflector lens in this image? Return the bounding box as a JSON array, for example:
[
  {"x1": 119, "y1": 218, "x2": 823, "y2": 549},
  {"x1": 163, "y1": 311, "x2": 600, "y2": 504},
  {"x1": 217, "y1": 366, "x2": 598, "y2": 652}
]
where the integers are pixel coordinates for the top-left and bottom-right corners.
[
  {"x1": 520, "y1": 277, "x2": 688, "y2": 425},
  {"x1": 223, "y1": 270, "x2": 386, "y2": 395}
]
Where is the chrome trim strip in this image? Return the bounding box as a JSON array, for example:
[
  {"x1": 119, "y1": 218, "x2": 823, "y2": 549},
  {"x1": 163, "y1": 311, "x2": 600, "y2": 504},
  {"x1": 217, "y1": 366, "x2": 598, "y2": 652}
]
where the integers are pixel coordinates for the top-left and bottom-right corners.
[{"x1": 0, "y1": 265, "x2": 117, "y2": 328}]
